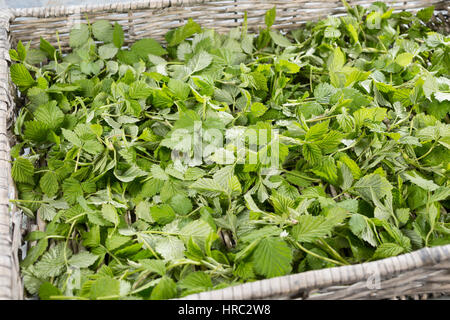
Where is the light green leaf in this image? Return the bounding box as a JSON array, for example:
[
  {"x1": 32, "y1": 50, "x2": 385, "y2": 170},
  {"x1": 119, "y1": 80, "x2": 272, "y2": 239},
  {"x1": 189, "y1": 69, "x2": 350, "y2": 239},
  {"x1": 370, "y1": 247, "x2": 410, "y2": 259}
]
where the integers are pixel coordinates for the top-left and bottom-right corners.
[
  {"x1": 34, "y1": 243, "x2": 71, "y2": 278},
  {"x1": 151, "y1": 164, "x2": 169, "y2": 181},
  {"x1": 265, "y1": 6, "x2": 276, "y2": 28},
  {"x1": 102, "y1": 203, "x2": 119, "y2": 226},
  {"x1": 62, "y1": 129, "x2": 82, "y2": 147},
  {"x1": 154, "y1": 236, "x2": 185, "y2": 261},
  {"x1": 113, "y1": 165, "x2": 146, "y2": 183},
  {"x1": 373, "y1": 243, "x2": 405, "y2": 259},
  {"x1": 38, "y1": 204, "x2": 57, "y2": 221},
  {"x1": 353, "y1": 173, "x2": 392, "y2": 203},
  {"x1": 395, "y1": 52, "x2": 413, "y2": 67},
  {"x1": 302, "y1": 143, "x2": 322, "y2": 165},
  {"x1": 252, "y1": 237, "x2": 292, "y2": 278},
  {"x1": 34, "y1": 101, "x2": 64, "y2": 130},
  {"x1": 139, "y1": 259, "x2": 166, "y2": 276},
  {"x1": 423, "y1": 75, "x2": 438, "y2": 100},
  {"x1": 83, "y1": 140, "x2": 104, "y2": 155},
  {"x1": 306, "y1": 120, "x2": 329, "y2": 141},
  {"x1": 99, "y1": 43, "x2": 118, "y2": 59},
  {"x1": 275, "y1": 59, "x2": 299, "y2": 73},
  {"x1": 190, "y1": 178, "x2": 226, "y2": 197},
  {"x1": 113, "y1": 22, "x2": 124, "y2": 48},
  {"x1": 168, "y1": 78, "x2": 190, "y2": 100},
  {"x1": 24, "y1": 121, "x2": 50, "y2": 142},
  {"x1": 105, "y1": 234, "x2": 131, "y2": 251},
  {"x1": 90, "y1": 277, "x2": 120, "y2": 299},
  {"x1": 291, "y1": 214, "x2": 336, "y2": 243},
  {"x1": 250, "y1": 102, "x2": 268, "y2": 117},
  {"x1": 39, "y1": 171, "x2": 58, "y2": 197},
  {"x1": 180, "y1": 220, "x2": 213, "y2": 249},
  {"x1": 150, "y1": 276, "x2": 177, "y2": 300},
  {"x1": 188, "y1": 51, "x2": 212, "y2": 73},
  {"x1": 150, "y1": 204, "x2": 176, "y2": 225},
  {"x1": 169, "y1": 195, "x2": 192, "y2": 215},
  {"x1": 395, "y1": 208, "x2": 410, "y2": 225},
  {"x1": 324, "y1": 27, "x2": 341, "y2": 38},
  {"x1": 135, "y1": 201, "x2": 153, "y2": 223},
  {"x1": 416, "y1": 6, "x2": 434, "y2": 23},
  {"x1": 349, "y1": 214, "x2": 377, "y2": 247},
  {"x1": 269, "y1": 31, "x2": 292, "y2": 47},
  {"x1": 166, "y1": 18, "x2": 201, "y2": 47},
  {"x1": 152, "y1": 90, "x2": 173, "y2": 109},
  {"x1": 339, "y1": 162, "x2": 354, "y2": 190},
  {"x1": 338, "y1": 154, "x2": 362, "y2": 179},
  {"x1": 328, "y1": 47, "x2": 345, "y2": 71},
  {"x1": 209, "y1": 148, "x2": 236, "y2": 165},
  {"x1": 430, "y1": 187, "x2": 450, "y2": 202},
  {"x1": 402, "y1": 171, "x2": 439, "y2": 192},
  {"x1": 39, "y1": 282, "x2": 61, "y2": 300},
  {"x1": 69, "y1": 251, "x2": 98, "y2": 268},
  {"x1": 184, "y1": 167, "x2": 206, "y2": 181},
  {"x1": 314, "y1": 83, "x2": 337, "y2": 104},
  {"x1": 62, "y1": 178, "x2": 84, "y2": 205},
  {"x1": 353, "y1": 107, "x2": 387, "y2": 126},
  {"x1": 92, "y1": 20, "x2": 114, "y2": 42},
  {"x1": 69, "y1": 24, "x2": 90, "y2": 48},
  {"x1": 177, "y1": 42, "x2": 192, "y2": 61},
  {"x1": 129, "y1": 81, "x2": 152, "y2": 100},
  {"x1": 12, "y1": 157, "x2": 34, "y2": 184},
  {"x1": 179, "y1": 271, "x2": 212, "y2": 290},
  {"x1": 131, "y1": 38, "x2": 167, "y2": 58},
  {"x1": 10, "y1": 63, "x2": 35, "y2": 88},
  {"x1": 434, "y1": 92, "x2": 450, "y2": 102}
]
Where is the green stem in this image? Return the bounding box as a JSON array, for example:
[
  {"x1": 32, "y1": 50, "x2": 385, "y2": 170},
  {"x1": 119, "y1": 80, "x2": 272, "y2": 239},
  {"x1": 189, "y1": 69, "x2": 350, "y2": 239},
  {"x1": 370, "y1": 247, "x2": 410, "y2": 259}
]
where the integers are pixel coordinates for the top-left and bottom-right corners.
[
  {"x1": 305, "y1": 115, "x2": 338, "y2": 123},
  {"x1": 131, "y1": 270, "x2": 152, "y2": 291},
  {"x1": 317, "y1": 239, "x2": 349, "y2": 265},
  {"x1": 416, "y1": 141, "x2": 437, "y2": 161},
  {"x1": 332, "y1": 188, "x2": 354, "y2": 200},
  {"x1": 292, "y1": 240, "x2": 346, "y2": 266},
  {"x1": 166, "y1": 259, "x2": 202, "y2": 270},
  {"x1": 10, "y1": 199, "x2": 48, "y2": 204},
  {"x1": 49, "y1": 295, "x2": 89, "y2": 300},
  {"x1": 99, "y1": 244, "x2": 123, "y2": 266},
  {"x1": 185, "y1": 206, "x2": 203, "y2": 218},
  {"x1": 74, "y1": 147, "x2": 81, "y2": 172},
  {"x1": 136, "y1": 234, "x2": 161, "y2": 259},
  {"x1": 331, "y1": 139, "x2": 359, "y2": 156},
  {"x1": 64, "y1": 220, "x2": 78, "y2": 269},
  {"x1": 425, "y1": 191, "x2": 433, "y2": 246},
  {"x1": 140, "y1": 230, "x2": 178, "y2": 236},
  {"x1": 65, "y1": 213, "x2": 86, "y2": 224}
]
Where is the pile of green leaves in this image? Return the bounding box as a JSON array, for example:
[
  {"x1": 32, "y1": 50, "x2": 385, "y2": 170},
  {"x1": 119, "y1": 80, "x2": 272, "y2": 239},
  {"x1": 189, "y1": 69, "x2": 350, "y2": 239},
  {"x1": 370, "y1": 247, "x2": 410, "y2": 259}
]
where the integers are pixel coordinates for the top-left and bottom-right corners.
[{"x1": 9, "y1": 2, "x2": 450, "y2": 300}]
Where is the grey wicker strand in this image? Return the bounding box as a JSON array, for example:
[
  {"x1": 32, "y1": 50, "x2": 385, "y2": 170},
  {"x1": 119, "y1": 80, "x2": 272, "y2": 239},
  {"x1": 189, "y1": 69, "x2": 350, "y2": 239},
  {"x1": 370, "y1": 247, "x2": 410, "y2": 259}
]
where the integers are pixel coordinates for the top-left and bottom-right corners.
[
  {"x1": 181, "y1": 245, "x2": 450, "y2": 300},
  {"x1": 6, "y1": 0, "x2": 450, "y2": 50},
  {"x1": 0, "y1": 0, "x2": 449, "y2": 300},
  {"x1": 0, "y1": 8, "x2": 22, "y2": 301}
]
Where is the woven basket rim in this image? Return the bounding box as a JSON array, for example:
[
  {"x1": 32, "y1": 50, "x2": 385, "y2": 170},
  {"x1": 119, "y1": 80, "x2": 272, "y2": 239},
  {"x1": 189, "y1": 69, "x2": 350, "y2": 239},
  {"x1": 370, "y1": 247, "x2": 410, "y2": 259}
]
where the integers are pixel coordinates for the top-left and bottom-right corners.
[
  {"x1": 181, "y1": 244, "x2": 450, "y2": 299},
  {"x1": 0, "y1": 0, "x2": 449, "y2": 300},
  {"x1": 6, "y1": 0, "x2": 450, "y2": 19},
  {"x1": 8, "y1": 0, "x2": 208, "y2": 18}
]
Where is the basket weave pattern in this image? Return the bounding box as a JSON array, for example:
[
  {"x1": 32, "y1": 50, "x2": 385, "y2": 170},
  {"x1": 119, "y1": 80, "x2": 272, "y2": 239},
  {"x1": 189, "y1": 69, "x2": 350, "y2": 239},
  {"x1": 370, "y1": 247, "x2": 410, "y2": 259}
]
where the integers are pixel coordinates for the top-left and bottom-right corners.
[
  {"x1": 7, "y1": 0, "x2": 450, "y2": 49},
  {"x1": 0, "y1": 9, "x2": 22, "y2": 300},
  {"x1": 182, "y1": 246, "x2": 450, "y2": 299},
  {"x1": 0, "y1": 0, "x2": 449, "y2": 300}
]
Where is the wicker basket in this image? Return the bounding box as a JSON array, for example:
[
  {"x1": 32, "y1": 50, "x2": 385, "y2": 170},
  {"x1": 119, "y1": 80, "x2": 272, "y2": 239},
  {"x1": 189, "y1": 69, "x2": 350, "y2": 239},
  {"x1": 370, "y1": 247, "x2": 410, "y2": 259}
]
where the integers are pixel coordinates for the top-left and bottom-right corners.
[{"x1": 0, "y1": 0, "x2": 449, "y2": 300}]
